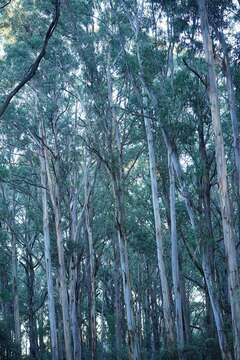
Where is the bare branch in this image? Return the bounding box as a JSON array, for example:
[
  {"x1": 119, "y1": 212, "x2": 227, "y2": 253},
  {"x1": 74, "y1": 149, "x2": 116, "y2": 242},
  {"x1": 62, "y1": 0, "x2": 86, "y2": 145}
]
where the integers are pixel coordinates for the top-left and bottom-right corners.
[
  {"x1": 182, "y1": 58, "x2": 208, "y2": 88},
  {"x1": 0, "y1": 0, "x2": 60, "y2": 117},
  {"x1": 0, "y1": 0, "x2": 11, "y2": 10}
]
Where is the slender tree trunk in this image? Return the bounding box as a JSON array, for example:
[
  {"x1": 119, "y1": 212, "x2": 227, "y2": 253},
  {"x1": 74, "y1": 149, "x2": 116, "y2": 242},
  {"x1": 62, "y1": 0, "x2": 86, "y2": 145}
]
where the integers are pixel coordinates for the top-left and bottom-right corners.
[
  {"x1": 217, "y1": 31, "x2": 240, "y2": 193},
  {"x1": 197, "y1": 1, "x2": 240, "y2": 358},
  {"x1": 217, "y1": 30, "x2": 240, "y2": 243},
  {"x1": 106, "y1": 56, "x2": 140, "y2": 360},
  {"x1": 198, "y1": 117, "x2": 232, "y2": 360},
  {"x1": 11, "y1": 232, "x2": 21, "y2": 355},
  {"x1": 84, "y1": 164, "x2": 97, "y2": 360},
  {"x1": 26, "y1": 254, "x2": 39, "y2": 360},
  {"x1": 135, "y1": 32, "x2": 175, "y2": 348},
  {"x1": 168, "y1": 151, "x2": 185, "y2": 358},
  {"x1": 39, "y1": 151, "x2": 59, "y2": 360},
  {"x1": 179, "y1": 262, "x2": 191, "y2": 344},
  {"x1": 69, "y1": 259, "x2": 81, "y2": 360},
  {"x1": 113, "y1": 238, "x2": 122, "y2": 360},
  {"x1": 150, "y1": 278, "x2": 161, "y2": 353},
  {"x1": 143, "y1": 111, "x2": 175, "y2": 348},
  {"x1": 112, "y1": 180, "x2": 140, "y2": 360},
  {"x1": 42, "y1": 125, "x2": 72, "y2": 360},
  {"x1": 38, "y1": 310, "x2": 45, "y2": 354},
  {"x1": 149, "y1": 78, "x2": 232, "y2": 359},
  {"x1": 69, "y1": 102, "x2": 82, "y2": 360}
]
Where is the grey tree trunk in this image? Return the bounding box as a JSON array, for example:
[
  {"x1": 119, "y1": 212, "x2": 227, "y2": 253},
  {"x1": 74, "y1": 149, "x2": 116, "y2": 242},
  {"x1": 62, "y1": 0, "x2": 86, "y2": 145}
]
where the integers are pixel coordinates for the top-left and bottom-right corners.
[
  {"x1": 106, "y1": 56, "x2": 140, "y2": 360},
  {"x1": 42, "y1": 124, "x2": 73, "y2": 360},
  {"x1": 25, "y1": 250, "x2": 39, "y2": 360},
  {"x1": 84, "y1": 162, "x2": 97, "y2": 360},
  {"x1": 69, "y1": 256, "x2": 81, "y2": 360},
  {"x1": 112, "y1": 181, "x2": 141, "y2": 360},
  {"x1": 113, "y1": 238, "x2": 122, "y2": 360},
  {"x1": 144, "y1": 112, "x2": 175, "y2": 348},
  {"x1": 11, "y1": 232, "x2": 21, "y2": 355},
  {"x1": 197, "y1": 0, "x2": 240, "y2": 358},
  {"x1": 168, "y1": 151, "x2": 185, "y2": 359},
  {"x1": 136, "y1": 38, "x2": 175, "y2": 348},
  {"x1": 218, "y1": 31, "x2": 240, "y2": 193},
  {"x1": 39, "y1": 150, "x2": 59, "y2": 360},
  {"x1": 198, "y1": 116, "x2": 232, "y2": 360},
  {"x1": 69, "y1": 103, "x2": 82, "y2": 360}
]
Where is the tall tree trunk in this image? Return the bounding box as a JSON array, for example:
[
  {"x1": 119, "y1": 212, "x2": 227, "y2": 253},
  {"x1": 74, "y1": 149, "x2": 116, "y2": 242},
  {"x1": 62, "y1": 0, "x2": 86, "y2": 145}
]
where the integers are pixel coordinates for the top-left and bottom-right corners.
[
  {"x1": 26, "y1": 253, "x2": 39, "y2": 360},
  {"x1": 112, "y1": 179, "x2": 140, "y2": 360},
  {"x1": 197, "y1": 1, "x2": 240, "y2": 358},
  {"x1": 107, "y1": 55, "x2": 140, "y2": 360},
  {"x1": 69, "y1": 103, "x2": 82, "y2": 360},
  {"x1": 198, "y1": 117, "x2": 232, "y2": 360},
  {"x1": 39, "y1": 150, "x2": 59, "y2": 360},
  {"x1": 168, "y1": 151, "x2": 185, "y2": 358},
  {"x1": 143, "y1": 111, "x2": 175, "y2": 348},
  {"x1": 11, "y1": 232, "x2": 21, "y2": 355},
  {"x1": 135, "y1": 30, "x2": 175, "y2": 348},
  {"x1": 38, "y1": 310, "x2": 45, "y2": 354},
  {"x1": 217, "y1": 31, "x2": 240, "y2": 194},
  {"x1": 84, "y1": 163, "x2": 97, "y2": 360},
  {"x1": 69, "y1": 259, "x2": 81, "y2": 360},
  {"x1": 217, "y1": 30, "x2": 240, "y2": 243},
  {"x1": 113, "y1": 237, "x2": 122, "y2": 360},
  {"x1": 42, "y1": 124, "x2": 72, "y2": 360}
]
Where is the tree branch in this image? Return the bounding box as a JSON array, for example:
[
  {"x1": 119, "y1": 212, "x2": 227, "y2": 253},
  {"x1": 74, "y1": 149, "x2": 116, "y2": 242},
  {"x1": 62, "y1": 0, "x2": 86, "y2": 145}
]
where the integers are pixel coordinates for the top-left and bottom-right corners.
[
  {"x1": 0, "y1": 0, "x2": 11, "y2": 10},
  {"x1": 182, "y1": 58, "x2": 207, "y2": 88},
  {"x1": 0, "y1": 0, "x2": 60, "y2": 117}
]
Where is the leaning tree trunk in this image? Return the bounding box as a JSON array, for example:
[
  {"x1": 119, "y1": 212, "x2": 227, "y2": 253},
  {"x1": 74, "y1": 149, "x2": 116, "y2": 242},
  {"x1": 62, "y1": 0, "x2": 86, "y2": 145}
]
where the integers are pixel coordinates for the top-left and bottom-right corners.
[
  {"x1": 168, "y1": 151, "x2": 185, "y2": 359},
  {"x1": 197, "y1": 1, "x2": 240, "y2": 358},
  {"x1": 39, "y1": 150, "x2": 59, "y2": 360}
]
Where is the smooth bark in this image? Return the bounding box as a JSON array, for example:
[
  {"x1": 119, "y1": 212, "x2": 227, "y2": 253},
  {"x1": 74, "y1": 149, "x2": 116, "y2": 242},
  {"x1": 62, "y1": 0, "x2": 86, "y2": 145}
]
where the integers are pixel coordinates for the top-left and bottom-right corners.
[
  {"x1": 42, "y1": 124, "x2": 73, "y2": 360},
  {"x1": 197, "y1": 1, "x2": 240, "y2": 358},
  {"x1": 84, "y1": 163, "x2": 97, "y2": 360},
  {"x1": 11, "y1": 232, "x2": 21, "y2": 355},
  {"x1": 168, "y1": 151, "x2": 185, "y2": 358},
  {"x1": 39, "y1": 150, "x2": 59, "y2": 360},
  {"x1": 106, "y1": 57, "x2": 140, "y2": 360}
]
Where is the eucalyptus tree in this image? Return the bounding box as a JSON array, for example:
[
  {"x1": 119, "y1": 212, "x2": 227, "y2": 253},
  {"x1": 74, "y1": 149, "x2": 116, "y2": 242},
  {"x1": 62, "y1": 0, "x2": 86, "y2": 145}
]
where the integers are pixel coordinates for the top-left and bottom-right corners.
[
  {"x1": 1, "y1": 0, "x2": 240, "y2": 359},
  {"x1": 197, "y1": 1, "x2": 240, "y2": 358}
]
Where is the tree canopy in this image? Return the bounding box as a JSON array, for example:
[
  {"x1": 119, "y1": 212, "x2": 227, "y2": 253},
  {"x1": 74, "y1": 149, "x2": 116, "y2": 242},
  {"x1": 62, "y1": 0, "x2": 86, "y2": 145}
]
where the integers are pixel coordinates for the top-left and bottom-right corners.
[{"x1": 0, "y1": 0, "x2": 240, "y2": 360}]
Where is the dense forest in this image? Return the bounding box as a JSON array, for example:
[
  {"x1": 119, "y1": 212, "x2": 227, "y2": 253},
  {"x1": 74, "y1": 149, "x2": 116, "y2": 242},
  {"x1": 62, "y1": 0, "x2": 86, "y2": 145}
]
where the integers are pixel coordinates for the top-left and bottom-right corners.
[{"x1": 0, "y1": 0, "x2": 240, "y2": 359}]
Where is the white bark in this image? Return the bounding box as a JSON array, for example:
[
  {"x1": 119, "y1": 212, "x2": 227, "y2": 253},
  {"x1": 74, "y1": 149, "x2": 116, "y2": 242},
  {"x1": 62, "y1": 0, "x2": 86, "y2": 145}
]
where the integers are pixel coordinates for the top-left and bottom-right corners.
[
  {"x1": 11, "y1": 232, "x2": 21, "y2": 354},
  {"x1": 168, "y1": 152, "x2": 185, "y2": 358},
  {"x1": 106, "y1": 55, "x2": 140, "y2": 360},
  {"x1": 143, "y1": 110, "x2": 175, "y2": 348},
  {"x1": 197, "y1": 1, "x2": 240, "y2": 358},
  {"x1": 41, "y1": 124, "x2": 72, "y2": 360},
  {"x1": 39, "y1": 151, "x2": 59, "y2": 360},
  {"x1": 218, "y1": 31, "x2": 240, "y2": 193},
  {"x1": 84, "y1": 161, "x2": 97, "y2": 360},
  {"x1": 135, "y1": 31, "x2": 175, "y2": 348}
]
